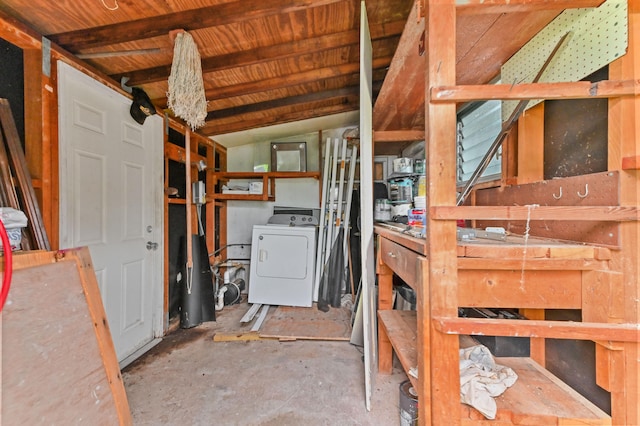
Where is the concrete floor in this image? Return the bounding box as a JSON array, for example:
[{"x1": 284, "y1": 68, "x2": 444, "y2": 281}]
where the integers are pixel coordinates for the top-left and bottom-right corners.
[{"x1": 122, "y1": 302, "x2": 409, "y2": 425}]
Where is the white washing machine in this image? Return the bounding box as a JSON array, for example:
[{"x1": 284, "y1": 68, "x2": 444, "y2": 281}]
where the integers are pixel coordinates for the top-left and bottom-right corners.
[{"x1": 248, "y1": 215, "x2": 317, "y2": 307}]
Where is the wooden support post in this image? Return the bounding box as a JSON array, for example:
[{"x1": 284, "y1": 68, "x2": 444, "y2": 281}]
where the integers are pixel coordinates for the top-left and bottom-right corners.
[
  {"x1": 502, "y1": 125, "x2": 519, "y2": 186},
  {"x1": 415, "y1": 257, "x2": 431, "y2": 425},
  {"x1": 376, "y1": 236, "x2": 394, "y2": 374},
  {"x1": 24, "y1": 48, "x2": 60, "y2": 248},
  {"x1": 521, "y1": 308, "x2": 545, "y2": 365},
  {"x1": 517, "y1": 103, "x2": 545, "y2": 184},
  {"x1": 607, "y1": 1, "x2": 640, "y2": 423},
  {"x1": 217, "y1": 148, "x2": 228, "y2": 256},
  {"x1": 163, "y1": 123, "x2": 170, "y2": 318},
  {"x1": 185, "y1": 129, "x2": 193, "y2": 280},
  {"x1": 425, "y1": 0, "x2": 459, "y2": 424},
  {"x1": 206, "y1": 141, "x2": 215, "y2": 255}
]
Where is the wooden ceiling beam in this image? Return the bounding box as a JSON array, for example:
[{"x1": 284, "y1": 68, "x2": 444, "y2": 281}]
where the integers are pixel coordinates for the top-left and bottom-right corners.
[
  {"x1": 0, "y1": 9, "x2": 41, "y2": 49},
  {"x1": 431, "y1": 80, "x2": 640, "y2": 102},
  {"x1": 153, "y1": 56, "x2": 391, "y2": 109},
  {"x1": 456, "y1": 0, "x2": 604, "y2": 15},
  {"x1": 205, "y1": 80, "x2": 383, "y2": 119},
  {"x1": 48, "y1": 0, "x2": 346, "y2": 51},
  {"x1": 116, "y1": 29, "x2": 358, "y2": 86},
  {"x1": 374, "y1": 130, "x2": 425, "y2": 142},
  {"x1": 373, "y1": 1, "x2": 425, "y2": 132},
  {"x1": 206, "y1": 87, "x2": 359, "y2": 120},
  {"x1": 201, "y1": 102, "x2": 359, "y2": 136},
  {"x1": 113, "y1": 20, "x2": 404, "y2": 86}
]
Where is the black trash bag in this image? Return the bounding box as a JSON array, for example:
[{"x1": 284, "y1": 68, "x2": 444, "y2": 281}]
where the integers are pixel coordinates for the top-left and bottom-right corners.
[{"x1": 317, "y1": 227, "x2": 347, "y2": 312}]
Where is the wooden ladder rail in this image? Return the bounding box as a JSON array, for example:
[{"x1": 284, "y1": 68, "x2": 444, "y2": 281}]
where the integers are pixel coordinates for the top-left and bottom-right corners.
[{"x1": 0, "y1": 98, "x2": 50, "y2": 250}]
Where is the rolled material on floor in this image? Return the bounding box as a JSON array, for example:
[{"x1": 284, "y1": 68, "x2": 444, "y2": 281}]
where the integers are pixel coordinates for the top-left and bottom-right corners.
[
  {"x1": 181, "y1": 234, "x2": 216, "y2": 328},
  {"x1": 317, "y1": 227, "x2": 346, "y2": 311}
]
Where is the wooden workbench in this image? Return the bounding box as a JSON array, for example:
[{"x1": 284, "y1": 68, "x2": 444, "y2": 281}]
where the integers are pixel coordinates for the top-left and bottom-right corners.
[{"x1": 374, "y1": 225, "x2": 629, "y2": 425}]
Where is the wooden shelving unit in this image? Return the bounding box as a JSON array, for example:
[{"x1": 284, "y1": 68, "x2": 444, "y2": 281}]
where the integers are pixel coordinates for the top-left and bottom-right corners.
[
  {"x1": 376, "y1": 227, "x2": 621, "y2": 424},
  {"x1": 208, "y1": 171, "x2": 320, "y2": 201},
  {"x1": 372, "y1": 0, "x2": 639, "y2": 425}
]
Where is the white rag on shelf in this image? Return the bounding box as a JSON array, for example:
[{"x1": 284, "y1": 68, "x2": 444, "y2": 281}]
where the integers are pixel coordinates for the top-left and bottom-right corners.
[
  {"x1": 459, "y1": 344, "x2": 518, "y2": 419},
  {"x1": 0, "y1": 207, "x2": 27, "y2": 228}
]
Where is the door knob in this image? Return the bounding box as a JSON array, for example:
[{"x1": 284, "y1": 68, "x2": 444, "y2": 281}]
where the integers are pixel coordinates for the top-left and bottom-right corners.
[{"x1": 146, "y1": 241, "x2": 159, "y2": 251}]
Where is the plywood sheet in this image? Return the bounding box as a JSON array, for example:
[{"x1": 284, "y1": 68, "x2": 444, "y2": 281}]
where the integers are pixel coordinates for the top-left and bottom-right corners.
[
  {"x1": 2, "y1": 250, "x2": 130, "y2": 425},
  {"x1": 259, "y1": 305, "x2": 352, "y2": 341}
]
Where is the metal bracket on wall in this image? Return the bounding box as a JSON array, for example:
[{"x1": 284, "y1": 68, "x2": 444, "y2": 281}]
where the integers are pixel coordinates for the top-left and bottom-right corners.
[{"x1": 41, "y1": 37, "x2": 51, "y2": 77}]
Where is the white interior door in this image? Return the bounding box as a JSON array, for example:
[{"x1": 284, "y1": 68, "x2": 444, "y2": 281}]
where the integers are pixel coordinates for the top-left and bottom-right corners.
[{"x1": 57, "y1": 62, "x2": 163, "y2": 365}]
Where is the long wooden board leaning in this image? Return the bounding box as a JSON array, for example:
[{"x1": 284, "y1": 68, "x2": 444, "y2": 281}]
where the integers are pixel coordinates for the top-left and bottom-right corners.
[{"x1": 2, "y1": 248, "x2": 132, "y2": 425}]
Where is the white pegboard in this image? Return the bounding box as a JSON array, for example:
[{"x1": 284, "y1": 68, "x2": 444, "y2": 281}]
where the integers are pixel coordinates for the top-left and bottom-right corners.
[{"x1": 501, "y1": 0, "x2": 628, "y2": 121}]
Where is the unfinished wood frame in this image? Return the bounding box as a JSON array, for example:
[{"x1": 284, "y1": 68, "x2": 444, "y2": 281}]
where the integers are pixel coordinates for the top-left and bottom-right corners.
[
  {"x1": 423, "y1": 1, "x2": 459, "y2": 423},
  {"x1": 2, "y1": 248, "x2": 132, "y2": 425},
  {"x1": 606, "y1": 2, "x2": 640, "y2": 423},
  {"x1": 164, "y1": 120, "x2": 227, "y2": 313},
  {"x1": 374, "y1": 0, "x2": 639, "y2": 424}
]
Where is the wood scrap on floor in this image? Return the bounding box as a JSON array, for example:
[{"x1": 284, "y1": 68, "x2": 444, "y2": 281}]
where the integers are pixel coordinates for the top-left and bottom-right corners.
[
  {"x1": 259, "y1": 304, "x2": 352, "y2": 341},
  {"x1": 212, "y1": 332, "x2": 273, "y2": 342}
]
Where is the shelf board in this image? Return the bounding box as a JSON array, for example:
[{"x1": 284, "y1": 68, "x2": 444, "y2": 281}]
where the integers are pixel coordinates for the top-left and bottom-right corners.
[
  {"x1": 377, "y1": 310, "x2": 611, "y2": 425},
  {"x1": 167, "y1": 198, "x2": 186, "y2": 205},
  {"x1": 377, "y1": 310, "x2": 418, "y2": 389},
  {"x1": 374, "y1": 225, "x2": 611, "y2": 261},
  {"x1": 208, "y1": 193, "x2": 275, "y2": 201},
  {"x1": 463, "y1": 357, "x2": 611, "y2": 424},
  {"x1": 210, "y1": 171, "x2": 319, "y2": 201},
  {"x1": 213, "y1": 171, "x2": 320, "y2": 179}
]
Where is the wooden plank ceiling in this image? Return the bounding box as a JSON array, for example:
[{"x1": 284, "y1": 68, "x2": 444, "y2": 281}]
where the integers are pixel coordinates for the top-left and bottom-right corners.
[
  {"x1": 0, "y1": 0, "x2": 413, "y2": 137},
  {"x1": 0, "y1": 0, "x2": 605, "y2": 140},
  {"x1": 373, "y1": 0, "x2": 606, "y2": 134}
]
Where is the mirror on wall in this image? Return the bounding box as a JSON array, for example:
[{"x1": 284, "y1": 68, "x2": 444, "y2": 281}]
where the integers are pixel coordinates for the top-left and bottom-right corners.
[{"x1": 271, "y1": 142, "x2": 307, "y2": 172}]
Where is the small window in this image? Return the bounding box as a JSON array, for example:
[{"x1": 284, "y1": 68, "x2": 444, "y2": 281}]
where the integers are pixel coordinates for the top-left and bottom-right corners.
[{"x1": 456, "y1": 100, "x2": 502, "y2": 185}]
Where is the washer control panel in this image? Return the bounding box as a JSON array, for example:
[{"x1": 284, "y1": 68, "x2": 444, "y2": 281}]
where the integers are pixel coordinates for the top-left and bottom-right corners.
[{"x1": 267, "y1": 214, "x2": 319, "y2": 227}]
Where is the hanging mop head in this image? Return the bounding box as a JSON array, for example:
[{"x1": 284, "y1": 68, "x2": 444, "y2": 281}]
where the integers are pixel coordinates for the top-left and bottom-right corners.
[{"x1": 167, "y1": 31, "x2": 208, "y2": 130}]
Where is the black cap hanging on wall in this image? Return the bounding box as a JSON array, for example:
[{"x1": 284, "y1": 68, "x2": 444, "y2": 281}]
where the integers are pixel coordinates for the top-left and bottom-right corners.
[
  {"x1": 130, "y1": 87, "x2": 157, "y2": 125},
  {"x1": 121, "y1": 76, "x2": 157, "y2": 125}
]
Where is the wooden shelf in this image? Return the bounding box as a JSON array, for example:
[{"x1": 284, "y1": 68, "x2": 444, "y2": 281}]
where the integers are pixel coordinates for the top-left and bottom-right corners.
[
  {"x1": 377, "y1": 310, "x2": 418, "y2": 389},
  {"x1": 212, "y1": 171, "x2": 320, "y2": 179},
  {"x1": 469, "y1": 358, "x2": 610, "y2": 425},
  {"x1": 208, "y1": 192, "x2": 275, "y2": 202},
  {"x1": 167, "y1": 198, "x2": 186, "y2": 205},
  {"x1": 209, "y1": 171, "x2": 320, "y2": 201},
  {"x1": 377, "y1": 310, "x2": 611, "y2": 425},
  {"x1": 375, "y1": 223, "x2": 611, "y2": 262}
]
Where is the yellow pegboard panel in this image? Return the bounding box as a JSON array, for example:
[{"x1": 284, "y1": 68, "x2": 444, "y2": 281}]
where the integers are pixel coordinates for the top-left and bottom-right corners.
[{"x1": 501, "y1": 0, "x2": 628, "y2": 121}]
